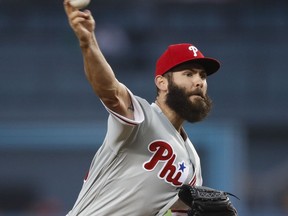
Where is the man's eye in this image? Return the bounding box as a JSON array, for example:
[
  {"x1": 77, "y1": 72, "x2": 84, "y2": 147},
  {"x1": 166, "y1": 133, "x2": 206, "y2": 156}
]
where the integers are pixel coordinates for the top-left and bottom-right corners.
[{"x1": 200, "y1": 73, "x2": 207, "y2": 79}]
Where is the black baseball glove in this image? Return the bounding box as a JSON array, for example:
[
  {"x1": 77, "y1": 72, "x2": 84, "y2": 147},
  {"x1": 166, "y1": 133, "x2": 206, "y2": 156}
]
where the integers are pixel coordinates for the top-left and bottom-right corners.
[{"x1": 178, "y1": 185, "x2": 238, "y2": 216}]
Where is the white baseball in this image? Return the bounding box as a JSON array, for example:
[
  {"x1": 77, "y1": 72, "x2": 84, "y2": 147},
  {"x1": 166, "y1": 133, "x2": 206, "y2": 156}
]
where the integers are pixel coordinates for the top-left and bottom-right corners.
[{"x1": 69, "y1": 0, "x2": 91, "y2": 9}]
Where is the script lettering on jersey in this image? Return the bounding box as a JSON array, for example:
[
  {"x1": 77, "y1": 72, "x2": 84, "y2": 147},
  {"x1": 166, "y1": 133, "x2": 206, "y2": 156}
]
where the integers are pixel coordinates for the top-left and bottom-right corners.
[{"x1": 143, "y1": 140, "x2": 188, "y2": 186}]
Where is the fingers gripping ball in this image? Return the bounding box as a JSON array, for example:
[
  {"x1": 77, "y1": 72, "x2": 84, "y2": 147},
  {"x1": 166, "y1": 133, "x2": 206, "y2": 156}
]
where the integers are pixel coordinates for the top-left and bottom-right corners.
[
  {"x1": 69, "y1": 0, "x2": 90, "y2": 9},
  {"x1": 178, "y1": 185, "x2": 239, "y2": 216}
]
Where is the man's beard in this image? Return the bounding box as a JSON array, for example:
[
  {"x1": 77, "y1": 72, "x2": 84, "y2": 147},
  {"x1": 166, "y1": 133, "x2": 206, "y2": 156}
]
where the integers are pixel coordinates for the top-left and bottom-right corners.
[{"x1": 165, "y1": 81, "x2": 212, "y2": 123}]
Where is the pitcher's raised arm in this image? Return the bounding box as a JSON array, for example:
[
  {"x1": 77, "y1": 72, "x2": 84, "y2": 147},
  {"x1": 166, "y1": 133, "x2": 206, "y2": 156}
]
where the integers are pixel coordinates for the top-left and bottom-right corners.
[{"x1": 63, "y1": 0, "x2": 134, "y2": 119}]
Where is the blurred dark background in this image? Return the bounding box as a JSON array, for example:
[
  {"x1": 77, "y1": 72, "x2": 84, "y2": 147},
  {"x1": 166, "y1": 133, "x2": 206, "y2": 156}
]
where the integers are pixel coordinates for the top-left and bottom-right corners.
[{"x1": 0, "y1": 0, "x2": 288, "y2": 215}]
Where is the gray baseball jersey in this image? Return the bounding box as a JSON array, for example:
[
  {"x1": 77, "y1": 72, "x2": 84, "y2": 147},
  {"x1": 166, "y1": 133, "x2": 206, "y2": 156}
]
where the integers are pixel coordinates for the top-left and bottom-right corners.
[{"x1": 66, "y1": 91, "x2": 202, "y2": 216}]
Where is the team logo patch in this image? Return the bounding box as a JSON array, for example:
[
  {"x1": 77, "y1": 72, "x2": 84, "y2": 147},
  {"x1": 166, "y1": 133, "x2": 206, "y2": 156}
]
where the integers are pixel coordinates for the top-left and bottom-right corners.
[
  {"x1": 188, "y1": 45, "x2": 198, "y2": 57},
  {"x1": 143, "y1": 140, "x2": 189, "y2": 186}
]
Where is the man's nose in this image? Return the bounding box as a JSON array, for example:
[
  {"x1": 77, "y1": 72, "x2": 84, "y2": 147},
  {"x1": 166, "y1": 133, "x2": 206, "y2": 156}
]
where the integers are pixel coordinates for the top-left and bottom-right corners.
[{"x1": 194, "y1": 75, "x2": 204, "y2": 88}]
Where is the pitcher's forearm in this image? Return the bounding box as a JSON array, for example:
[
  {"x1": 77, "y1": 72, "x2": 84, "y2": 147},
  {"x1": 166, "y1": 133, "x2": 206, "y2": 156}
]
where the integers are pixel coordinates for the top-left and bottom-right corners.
[{"x1": 81, "y1": 34, "x2": 119, "y2": 99}]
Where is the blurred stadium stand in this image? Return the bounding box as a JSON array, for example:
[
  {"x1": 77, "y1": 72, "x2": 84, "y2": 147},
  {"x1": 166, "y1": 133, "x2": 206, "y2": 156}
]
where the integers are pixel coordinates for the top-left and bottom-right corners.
[{"x1": 0, "y1": 0, "x2": 288, "y2": 215}]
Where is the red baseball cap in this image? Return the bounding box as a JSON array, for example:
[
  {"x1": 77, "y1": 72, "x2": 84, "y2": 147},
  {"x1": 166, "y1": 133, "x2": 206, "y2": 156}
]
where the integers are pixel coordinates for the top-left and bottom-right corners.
[{"x1": 155, "y1": 43, "x2": 220, "y2": 77}]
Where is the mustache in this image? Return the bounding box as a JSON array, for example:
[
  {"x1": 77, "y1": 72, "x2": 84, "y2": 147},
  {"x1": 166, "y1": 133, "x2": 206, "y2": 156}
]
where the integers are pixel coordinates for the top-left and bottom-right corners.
[{"x1": 187, "y1": 89, "x2": 205, "y2": 98}]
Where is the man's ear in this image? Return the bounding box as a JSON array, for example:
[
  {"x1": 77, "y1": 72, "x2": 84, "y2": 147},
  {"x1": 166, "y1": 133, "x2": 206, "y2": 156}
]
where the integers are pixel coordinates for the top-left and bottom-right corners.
[{"x1": 155, "y1": 75, "x2": 168, "y2": 92}]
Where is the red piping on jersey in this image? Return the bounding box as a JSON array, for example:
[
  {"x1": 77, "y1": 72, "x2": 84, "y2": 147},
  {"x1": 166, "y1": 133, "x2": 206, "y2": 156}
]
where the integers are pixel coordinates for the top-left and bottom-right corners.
[
  {"x1": 84, "y1": 171, "x2": 89, "y2": 181},
  {"x1": 112, "y1": 113, "x2": 138, "y2": 126},
  {"x1": 189, "y1": 174, "x2": 196, "y2": 186}
]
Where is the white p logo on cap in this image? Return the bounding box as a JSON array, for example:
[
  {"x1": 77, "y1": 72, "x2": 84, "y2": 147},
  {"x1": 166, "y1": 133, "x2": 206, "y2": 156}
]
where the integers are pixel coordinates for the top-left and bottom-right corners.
[{"x1": 188, "y1": 45, "x2": 198, "y2": 57}]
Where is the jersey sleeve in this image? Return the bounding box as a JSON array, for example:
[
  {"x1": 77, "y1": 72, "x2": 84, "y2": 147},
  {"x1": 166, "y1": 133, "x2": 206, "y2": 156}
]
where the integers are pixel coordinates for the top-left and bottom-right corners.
[
  {"x1": 102, "y1": 87, "x2": 144, "y2": 126},
  {"x1": 101, "y1": 87, "x2": 145, "y2": 151}
]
